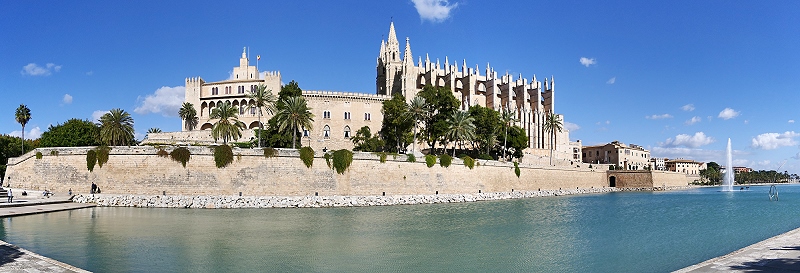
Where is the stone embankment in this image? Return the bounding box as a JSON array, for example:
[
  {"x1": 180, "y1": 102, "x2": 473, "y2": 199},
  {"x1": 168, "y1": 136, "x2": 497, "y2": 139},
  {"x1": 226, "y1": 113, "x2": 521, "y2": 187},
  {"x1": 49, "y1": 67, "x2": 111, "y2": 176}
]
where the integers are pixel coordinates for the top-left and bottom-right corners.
[{"x1": 72, "y1": 186, "x2": 693, "y2": 209}]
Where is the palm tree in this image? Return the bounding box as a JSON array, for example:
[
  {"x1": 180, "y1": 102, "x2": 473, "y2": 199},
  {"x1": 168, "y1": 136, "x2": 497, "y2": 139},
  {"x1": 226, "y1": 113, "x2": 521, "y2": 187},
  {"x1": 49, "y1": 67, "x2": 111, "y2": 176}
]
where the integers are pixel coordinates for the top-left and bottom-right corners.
[
  {"x1": 500, "y1": 108, "x2": 518, "y2": 161},
  {"x1": 178, "y1": 102, "x2": 198, "y2": 131},
  {"x1": 543, "y1": 112, "x2": 563, "y2": 166},
  {"x1": 445, "y1": 111, "x2": 476, "y2": 157},
  {"x1": 100, "y1": 108, "x2": 135, "y2": 146},
  {"x1": 15, "y1": 104, "x2": 31, "y2": 153},
  {"x1": 406, "y1": 96, "x2": 428, "y2": 154},
  {"x1": 210, "y1": 101, "x2": 245, "y2": 144},
  {"x1": 274, "y1": 96, "x2": 314, "y2": 149},
  {"x1": 246, "y1": 84, "x2": 277, "y2": 148}
]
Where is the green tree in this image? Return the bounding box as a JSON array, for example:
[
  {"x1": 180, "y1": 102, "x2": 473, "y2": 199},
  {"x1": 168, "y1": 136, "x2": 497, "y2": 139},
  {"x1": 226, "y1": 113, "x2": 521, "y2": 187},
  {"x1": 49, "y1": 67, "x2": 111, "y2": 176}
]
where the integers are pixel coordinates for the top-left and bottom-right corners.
[
  {"x1": 445, "y1": 111, "x2": 476, "y2": 156},
  {"x1": 15, "y1": 104, "x2": 31, "y2": 153},
  {"x1": 700, "y1": 162, "x2": 722, "y2": 185},
  {"x1": 380, "y1": 94, "x2": 413, "y2": 153},
  {"x1": 501, "y1": 125, "x2": 529, "y2": 159},
  {"x1": 543, "y1": 112, "x2": 563, "y2": 165},
  {"x1": 406, "y1": 96, "x2": 428, "y2": 154},
  {"x1": 417, "y1": 85, "x2": 459, "y2": 154},
  {"x1": 258, "y1": 80, "x2": 304, "y2": 148},
  {"x1": 246, "y1": 84, "x2": 277, "y2": 148},
  {"x1": 100, "y1": 108, "x2": 135, "y2": 146},
  {"x1": 274, "y1": 96, "x2": 314, "y2": 149},
  {"x1": 276, "y1": 80, "x2": 302, "y2": 108},
  {"x1": 210, "y1": 101, "x2": 245, "y2": 144},
  {"x1": 499, "y1": 108, "x2": 518, "y2": 160},
  {"x1": 0, "y1": 135, "x2": 36, "y2": 181},
  {"x1": 468, "y1": 105, "x2": 501, "y2": 154},
  {"x1": 39, "y1": 119, "x2": 101, "y2": 147},
  {"x1": 178, "y1": 102, "x2": 199, "y2": 131},
  {"x1": 351, "y1": 126, "x2": 385, "y2": 152}
]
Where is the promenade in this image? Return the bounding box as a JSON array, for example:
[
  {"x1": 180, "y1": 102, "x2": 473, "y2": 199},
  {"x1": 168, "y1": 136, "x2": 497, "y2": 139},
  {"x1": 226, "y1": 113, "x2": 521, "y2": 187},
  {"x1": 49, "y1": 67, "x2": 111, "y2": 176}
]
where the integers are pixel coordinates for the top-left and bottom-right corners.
[{"x1": 677, "y1": 226, "x2": 800, "y2": 272}]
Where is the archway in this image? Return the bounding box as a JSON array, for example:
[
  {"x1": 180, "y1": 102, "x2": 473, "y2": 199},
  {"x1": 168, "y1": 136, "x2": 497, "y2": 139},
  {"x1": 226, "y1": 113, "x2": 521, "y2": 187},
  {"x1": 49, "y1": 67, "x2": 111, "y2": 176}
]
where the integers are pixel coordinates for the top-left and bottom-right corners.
[
  {"x1": 609, "y1": 176, "x2": 617, "y2": 187},
  {"x1": 200, "y1": 123, "x2": 213, "y2": 130}
]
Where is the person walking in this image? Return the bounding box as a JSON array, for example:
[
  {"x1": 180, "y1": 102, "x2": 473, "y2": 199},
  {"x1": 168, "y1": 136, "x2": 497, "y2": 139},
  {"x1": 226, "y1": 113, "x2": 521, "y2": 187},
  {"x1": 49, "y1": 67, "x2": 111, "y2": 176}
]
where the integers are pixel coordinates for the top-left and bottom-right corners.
[
  {"x1": 91, "y1": 182, "x2": 97, "y2": 194},
  {"x1": 7, "y1": 188, "x2": 13, "y2": 203}
]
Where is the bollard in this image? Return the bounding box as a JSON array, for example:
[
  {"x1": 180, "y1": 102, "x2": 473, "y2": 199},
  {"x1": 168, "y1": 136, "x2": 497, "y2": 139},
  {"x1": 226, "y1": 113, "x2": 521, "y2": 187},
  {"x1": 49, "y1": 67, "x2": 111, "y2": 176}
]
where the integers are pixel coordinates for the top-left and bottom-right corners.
[
  {"x1": 239, "y1": 192, "x2": 242, "y2": 196},
  {"x1": 478, "y1": 190, "x2": 481, "y2": 193},
  {"x1": 511, "y1": 189, "x2": 514, "y2": 192},
  {"x1": 382, "y1": 192, "x2": 385, "y2": 196},
  {"x1": 162, "y1": 191, "x2": 166, "y2": 196},
  {"x1": 435, "y1": 191, "x2": 438, "y2": 195},
  {"x1": 315, "y1": 192, "x2": 318, "y2": 196}
]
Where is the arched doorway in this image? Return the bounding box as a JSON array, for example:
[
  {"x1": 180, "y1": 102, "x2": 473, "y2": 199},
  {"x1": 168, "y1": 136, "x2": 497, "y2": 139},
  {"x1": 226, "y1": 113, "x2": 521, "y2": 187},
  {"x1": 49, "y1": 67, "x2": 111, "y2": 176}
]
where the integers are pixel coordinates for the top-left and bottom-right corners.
[{"x1": 609, "y1": 176, "x2": 616, "y2": 187}]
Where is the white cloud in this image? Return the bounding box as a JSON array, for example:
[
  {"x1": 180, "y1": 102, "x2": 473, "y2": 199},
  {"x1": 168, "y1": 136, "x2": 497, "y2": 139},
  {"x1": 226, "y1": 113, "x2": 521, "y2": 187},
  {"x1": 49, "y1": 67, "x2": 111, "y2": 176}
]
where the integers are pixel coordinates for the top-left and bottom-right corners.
[
  {"x1": 718, "y1": 108, "x2": 740, "y2": 120},
  {"x1": 750, "y1": 131, "x2": 800, "y2": 150},
  {"x1": 411, "y1": 0, "x2": 458, "y2": 23},
  {"x1": 645, "y1": 114, "x2": 673, "y2": 120},
  {"x1": 659, "y1": 132, "x2": 715, "y2": 148},
  {"x1": 685, "y1": 116, "x2": 701, "y2": 125},
  {"x1": 579, "y1": 57, "x2": 596, "y2": 67},
  {"x1": 21, "y1": 63, "x2": 62, "y2": 76},
  {"x1": 606, "y1": 77, "x2": 616, "y2": 84},
  {"x1": 134, "y1": 86, "x2": 185, "y2": 117},
  {"x1": 63, "y1": 94, "x2": 73, "y2": 104},
  {"x1": 596, "y1": 120, "x2": 611, "y2": 125},
  {"x1": 8, "y1": 126, "x2": 43, "y2": 140},
  {"x1": 92, "y1": 110, "x2": 109, "y2": 122},
  {"x1": 681, "y1": 104, "x2": 695, "y2": 111},
  {"x1": 564, "y1": 122, "x2": 580, "y2": 132},
  {"x1": 86, "y1": 71, "x2": 94, "y2": 76},
  {"x1": 789, "y1": 120, "x2": 795, "y2": 124}
]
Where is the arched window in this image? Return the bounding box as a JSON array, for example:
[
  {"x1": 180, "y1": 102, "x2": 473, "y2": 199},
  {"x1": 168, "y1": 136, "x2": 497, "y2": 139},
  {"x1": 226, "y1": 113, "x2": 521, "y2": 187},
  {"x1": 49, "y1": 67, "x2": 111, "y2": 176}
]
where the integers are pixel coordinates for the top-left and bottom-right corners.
[
  {"x1": 323, "y1": 125, "x2": 331, "y2": 138},
  {"x1": 344, "y1": 126, "x2": 351, "y2": 138}
]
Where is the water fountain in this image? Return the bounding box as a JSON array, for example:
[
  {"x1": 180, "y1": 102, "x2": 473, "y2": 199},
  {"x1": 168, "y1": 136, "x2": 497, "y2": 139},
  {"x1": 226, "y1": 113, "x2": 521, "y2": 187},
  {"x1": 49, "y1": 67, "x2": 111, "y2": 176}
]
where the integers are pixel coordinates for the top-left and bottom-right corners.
[{"x1": 722, "y1": 138, "x2": 734, "y2": 191}]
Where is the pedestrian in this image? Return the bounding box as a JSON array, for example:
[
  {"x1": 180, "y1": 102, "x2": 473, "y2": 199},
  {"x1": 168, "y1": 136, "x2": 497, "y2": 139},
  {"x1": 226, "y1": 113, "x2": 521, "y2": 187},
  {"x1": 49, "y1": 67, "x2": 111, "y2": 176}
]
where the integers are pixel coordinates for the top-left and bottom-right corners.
[
  {"x1": 68, "y1": 188, "x2": 73, "y2": 196},
  {"x1": 91, "y1": 182, "x2": 97, "y2": 194},
  {"x1": 7, "y1": 188, "x2": 12, "y2": 203}
]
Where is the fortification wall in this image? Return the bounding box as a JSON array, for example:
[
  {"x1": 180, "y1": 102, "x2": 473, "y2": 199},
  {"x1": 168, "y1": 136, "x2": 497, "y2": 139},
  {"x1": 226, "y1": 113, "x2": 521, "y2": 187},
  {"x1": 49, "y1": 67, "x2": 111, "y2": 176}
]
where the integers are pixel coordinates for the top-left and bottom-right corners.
[
  {"x1": 608, "y1": 170, "x2": 689, "y2": 188},
  {"x1": 5, "y1": 147, "x2": 614, "y2": 196}
]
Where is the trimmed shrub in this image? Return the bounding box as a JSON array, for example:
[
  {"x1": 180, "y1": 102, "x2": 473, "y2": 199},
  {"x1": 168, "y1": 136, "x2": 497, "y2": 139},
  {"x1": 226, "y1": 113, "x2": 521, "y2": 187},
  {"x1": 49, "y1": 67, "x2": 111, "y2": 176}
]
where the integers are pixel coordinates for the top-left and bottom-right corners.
[
  {"x1": 439, "y1": 154, "x2": 452, "y2": 168},
  {"x1": 96, "y1": 146, "x2": 111, "y2": 168},
  {"x1": 299, "y1": 147, "x2": 314, "y2": 168},
  {"x1": 323, "y1": 153, "x2": 332, "y2": 169},
  {"x1": 609, "y1": 165, "x2": 615, "y2": 170},
  {"x1": 406, "y1": 154, "x2": 416, "y2": 163},
  {"x1": 462, "y1": 156, "x2": 475, "y2": 169},
  {"x1": 86, "y1": 150, "x2": 97, "y2": 172},
  {"x1": 332, "y1": 149, "x2": 354, "y2": 174},
  {"x1": 263, "y1": 147, "x2": 278, "y2": 158},
  {"x1": 478, "y1": 154, "x2": 493, "y2": 160},
  {"x1": 425, "y1": 154, "x2": 436, "y2": 168},
  {"x1": 377, "y1": 152, "x2": 387, "y2": 163},
  {"x1": 170, "y1": 147, "x2": 191, "y2": 168},
  {"x1": 157, "y1": 149, "x2": 169, "y2": 158},
  {"x1": 514, "y1": 162, "x2": 520, "y2": 178},
  {"x1": 50, "y1": 150, "x2": 58, "y2": 156},
  {"x1": 35, "y1": 151, "x2": 43, "y2": 159},
  {"x1": 214, "y1": 145, "x2": 234, "y2": 168}
]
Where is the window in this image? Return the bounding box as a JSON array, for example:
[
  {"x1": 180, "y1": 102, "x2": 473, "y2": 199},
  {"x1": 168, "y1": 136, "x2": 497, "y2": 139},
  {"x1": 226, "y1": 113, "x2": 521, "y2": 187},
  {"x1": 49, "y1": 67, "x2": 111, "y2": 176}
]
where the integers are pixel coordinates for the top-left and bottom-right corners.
[
  {"x1": 211, "y1": 87, "x2": 218, "y2": 95},
  {"x1": 323, "y1": 111, "x2": 331, "y2": 119},
  {"x1": 323, "y1": 125, "x2": 331, "y2": 138},
  {"x1": 344, "y1": 126, "x2": 351, "y2": 138},
  {"x1": 344, "y1": 112, "x2": 351, "y2": 120},
  {"x1": 303, "y1": 129, "x2": 309, "y2": 137},
  {"x1": 364, "y1": 113, "x2": 371, "y2": 120},
  {"x1": 239, "y1": 106, "x2": 244, "y2": 115}
]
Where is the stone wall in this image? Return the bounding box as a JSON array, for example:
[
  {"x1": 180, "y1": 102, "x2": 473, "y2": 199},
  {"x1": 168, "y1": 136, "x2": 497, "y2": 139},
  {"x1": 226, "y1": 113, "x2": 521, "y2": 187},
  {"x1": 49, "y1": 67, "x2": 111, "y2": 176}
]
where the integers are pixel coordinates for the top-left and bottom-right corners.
[
  {"x1": 608, "y1": 170, "x2": 689, "y2": 188},
  {"x1": 5, "y1": 147, "x2": 688, "y2": 197}
]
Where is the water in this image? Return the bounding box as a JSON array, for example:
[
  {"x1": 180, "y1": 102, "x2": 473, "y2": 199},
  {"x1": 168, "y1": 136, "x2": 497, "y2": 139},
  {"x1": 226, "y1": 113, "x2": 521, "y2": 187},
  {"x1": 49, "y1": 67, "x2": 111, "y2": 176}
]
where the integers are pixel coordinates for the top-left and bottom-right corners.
[
  {"x1": 3, "y1": 185, "x2": 800, "y2": 273},
  {"x1": 723, "y1": 138, "x2": 735, "y2": 191}
]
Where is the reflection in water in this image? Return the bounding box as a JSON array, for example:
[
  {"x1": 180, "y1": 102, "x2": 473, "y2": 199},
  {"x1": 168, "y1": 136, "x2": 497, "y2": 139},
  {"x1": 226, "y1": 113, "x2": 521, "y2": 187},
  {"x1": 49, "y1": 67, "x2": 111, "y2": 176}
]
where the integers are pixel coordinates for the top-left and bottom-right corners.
[{"x1": 2, "y1": 185, "x2": 800, "y2": 273}]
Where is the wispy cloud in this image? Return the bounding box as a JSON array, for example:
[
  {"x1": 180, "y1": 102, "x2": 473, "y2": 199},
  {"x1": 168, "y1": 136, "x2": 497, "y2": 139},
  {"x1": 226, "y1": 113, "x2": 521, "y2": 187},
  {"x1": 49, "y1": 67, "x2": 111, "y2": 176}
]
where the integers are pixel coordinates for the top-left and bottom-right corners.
[
  {"x1": 685, "y1": 116, "x2": 701, "y2": 125},
  {"x1": 751, "y1": 131, "x2": 800, "y2": 150},
  {"x1": 646, "y1": 114, "x2": 673, "y2": 120},
  {"x1": 579, "y1": 57, "x2": 596, "y2": 67},
  {"x1": 789, "y1": 120, "x2": 795, "y2": 124},
  {"x1": 134, "y1": 86, "x2": 185, "y2": 117},
  {"x1": 92, "y1": 110, "x2": 109, "y2": 122},
  {"x1": 8, "y1": 126, "x2": 43, "y2": 140},
  {"x1": 564, "y1": 122, "x2": 580, "y2": 132},
  {"x1": 411, "y1": 0, "x2": 458, "y2": 23},
  {"x1": 63, "y1": 94, "x2": 73, "y2": 104},
  {"x1": 718, "y1": 108, "x2": 740, "y2": 120},
  {"x1": 681, "y1": 104, "x2": 695, "y2": 111},
  {"x1": 606, "y1": 77, "x2": 616, "y2": 84},
  {"x1": 21, "y1": 63, "x2": 62, "y2": 76},
  {"x1": 659, "y1": 132, "x2": 715, "y2": 148}
]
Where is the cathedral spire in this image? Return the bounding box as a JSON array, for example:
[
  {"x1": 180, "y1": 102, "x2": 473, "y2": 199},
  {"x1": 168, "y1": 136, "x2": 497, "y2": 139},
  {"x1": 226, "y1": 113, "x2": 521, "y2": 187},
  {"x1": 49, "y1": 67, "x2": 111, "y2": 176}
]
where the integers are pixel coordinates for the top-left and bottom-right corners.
[
  {"x1": 388, "y1": 22, "x2": 399, "y2": 47},
  {"x1": 403, "y1": 37, "x2": 412, "y2": 66}
]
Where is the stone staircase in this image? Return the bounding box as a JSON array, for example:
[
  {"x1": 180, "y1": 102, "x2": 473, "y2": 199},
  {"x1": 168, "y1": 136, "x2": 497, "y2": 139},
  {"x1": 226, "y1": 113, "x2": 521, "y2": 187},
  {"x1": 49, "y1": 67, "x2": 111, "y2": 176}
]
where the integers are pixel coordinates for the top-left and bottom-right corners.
[{"x1": 0, "y1": 188, "x2": 7, "y2": 199}]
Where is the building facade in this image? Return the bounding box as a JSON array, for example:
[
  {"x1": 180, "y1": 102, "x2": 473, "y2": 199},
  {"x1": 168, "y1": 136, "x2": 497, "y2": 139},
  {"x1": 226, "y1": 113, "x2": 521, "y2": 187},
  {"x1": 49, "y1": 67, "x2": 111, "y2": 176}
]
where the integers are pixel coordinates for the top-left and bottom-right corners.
[
  {"x1": 581, "y1": 141, "x2": 650, "y2": 170},
  {"x1": 665, "y1": 159, "x2": 705, "y2": 175},
  {"x1": 649, "y1": 157, "x2": 666, "y2": 171}
]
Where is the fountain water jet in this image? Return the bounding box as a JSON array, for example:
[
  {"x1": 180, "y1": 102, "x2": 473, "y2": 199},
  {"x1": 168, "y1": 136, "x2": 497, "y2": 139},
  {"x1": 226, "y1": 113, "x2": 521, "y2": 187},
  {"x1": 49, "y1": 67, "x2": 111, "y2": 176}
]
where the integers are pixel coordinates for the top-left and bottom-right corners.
[{"x1": 722, "y1": 138, "x2": 734, "y2": 191}]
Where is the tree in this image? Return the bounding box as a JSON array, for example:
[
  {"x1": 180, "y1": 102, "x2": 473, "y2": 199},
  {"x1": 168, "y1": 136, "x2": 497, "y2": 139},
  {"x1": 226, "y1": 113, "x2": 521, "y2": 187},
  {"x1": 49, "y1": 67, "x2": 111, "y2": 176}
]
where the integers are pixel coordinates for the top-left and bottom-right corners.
[
  {"x1": 380, "y1": 94, "x2": 413, "y2": 153},
  {"x1": 210, "y1": 101, "x2": 245, "y2": 144},
  {"x1": 499, "y1": 108, "x2": 518, "y2": 161},
  {"x1": 147, "y1": 128, "x2": 162, "y2": 134},
  {"x1": 274, "y1": 96, "x2": 314, "y2": 149},
  {"x1": 445, "y1": 111, "x2": 476, "y2": 156},
  {"x1": 100, "y1": 108, "x2": 135, "y2": 146},
  {"x1": 351, "y1": 126, "x2": 385, "y2": 152},
  {"x1": 501, "y1": 125, "x2": 529, "y2": 159},
  {"x1": 178, "y1": 102, "x2": 198, "y2": 131},
  {"x1": 406, "y1": 96, "x2": 428, "y2": 154},
  {"x1": 417, "y1": 85, "x2": 459, "y2": 154},
  {"x1": 0, "y1": 135, "x2": 37, "y2": 181},
  {"x1": 258, "y1": 80, "x2": 304, "y2": 148},
  {"x1": 469, "y1": 105, "x2": 501, "y2": 155},
  {"x1": 246, "y1": 84, "x2": 277, "y2": 148},
  {"x1": 543, "y1": 112, "x2": 563, "y2": 165},
  {"x1": 39, "y1": 119, "x2": 101, "y2": 147},
  {"x1": 15, "y1": 104, "x2": 31, "y2": 153}
]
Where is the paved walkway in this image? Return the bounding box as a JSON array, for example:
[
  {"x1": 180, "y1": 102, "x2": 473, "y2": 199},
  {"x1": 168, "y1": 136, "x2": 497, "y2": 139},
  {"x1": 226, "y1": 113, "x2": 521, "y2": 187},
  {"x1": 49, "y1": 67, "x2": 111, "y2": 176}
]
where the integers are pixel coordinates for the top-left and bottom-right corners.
[
  {"x1": 0, "y1": 240, "x2": 90, "y2": 273},
  {"x1": 0, "y1": 194, "x2": 95, "y2": 217},
  {"x1": 676, "y1": 227, "x2": 800, "y2": 272}
]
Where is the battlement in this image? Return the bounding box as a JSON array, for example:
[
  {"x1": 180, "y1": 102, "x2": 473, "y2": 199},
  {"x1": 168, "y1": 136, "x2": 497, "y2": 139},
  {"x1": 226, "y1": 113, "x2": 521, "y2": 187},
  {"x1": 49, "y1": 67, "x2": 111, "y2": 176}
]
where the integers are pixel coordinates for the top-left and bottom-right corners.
[{"x1": 302, "y1": 90, "x2": 391, "y2": 101}]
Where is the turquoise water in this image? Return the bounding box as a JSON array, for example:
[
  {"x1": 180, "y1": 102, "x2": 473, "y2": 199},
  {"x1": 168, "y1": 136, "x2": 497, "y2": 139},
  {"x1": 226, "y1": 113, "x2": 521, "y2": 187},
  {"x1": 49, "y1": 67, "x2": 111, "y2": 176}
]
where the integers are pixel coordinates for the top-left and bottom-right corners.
[{"x1": 2, "y1": 185, "x2": 800, "y2": 272}]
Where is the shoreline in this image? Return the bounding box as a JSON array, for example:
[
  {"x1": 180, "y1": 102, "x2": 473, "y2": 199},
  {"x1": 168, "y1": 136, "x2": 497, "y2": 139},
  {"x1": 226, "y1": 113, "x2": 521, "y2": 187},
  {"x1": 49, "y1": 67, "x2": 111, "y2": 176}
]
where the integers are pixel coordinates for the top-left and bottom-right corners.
[{"x1": 72, "y1": 186, "x2": 694, "y2": 208}]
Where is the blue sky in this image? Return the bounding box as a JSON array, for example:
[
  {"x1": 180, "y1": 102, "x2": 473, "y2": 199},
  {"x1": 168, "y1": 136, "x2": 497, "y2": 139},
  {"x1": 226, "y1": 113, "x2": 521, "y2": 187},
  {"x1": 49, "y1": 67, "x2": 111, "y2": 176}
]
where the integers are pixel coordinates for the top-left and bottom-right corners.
[{"x1": 2, "y1": 1, "x2": 800, "y2": 173}]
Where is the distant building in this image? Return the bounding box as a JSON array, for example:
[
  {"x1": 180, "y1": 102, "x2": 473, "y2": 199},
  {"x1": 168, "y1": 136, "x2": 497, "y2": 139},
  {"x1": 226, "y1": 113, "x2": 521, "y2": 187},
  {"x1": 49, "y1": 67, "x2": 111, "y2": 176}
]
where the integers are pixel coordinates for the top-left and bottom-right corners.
[
  {"x1": 665, "y1": 159, "x2": 705, "y2": 175},
  {"x1": 581, "y1": 141, "x2": 650, "y2": 170},
  {"x1": 733, "y1": 166, "x2": 752, "y2": 173},
  {"x1": 650, "y1": 157, "x2": 666, "y2": 171}
]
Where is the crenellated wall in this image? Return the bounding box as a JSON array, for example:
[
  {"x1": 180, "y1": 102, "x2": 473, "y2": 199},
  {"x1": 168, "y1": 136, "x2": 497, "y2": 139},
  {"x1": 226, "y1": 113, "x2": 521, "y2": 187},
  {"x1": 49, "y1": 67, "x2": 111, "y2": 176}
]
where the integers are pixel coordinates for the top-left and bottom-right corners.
[{"x1": 4, "y1": 147, "x2": 688, "y2": 196}]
